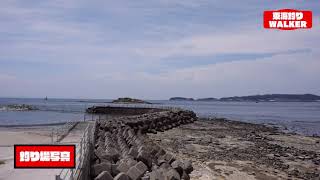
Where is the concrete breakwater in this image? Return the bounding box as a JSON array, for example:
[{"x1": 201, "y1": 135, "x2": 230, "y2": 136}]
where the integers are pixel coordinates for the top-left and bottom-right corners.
[
  {"x1": 86, "y1": 106, "x2": 166, "y2": 116},
  {"x1": 90, "y1": 108, "x2": 197, "y2": 180}
]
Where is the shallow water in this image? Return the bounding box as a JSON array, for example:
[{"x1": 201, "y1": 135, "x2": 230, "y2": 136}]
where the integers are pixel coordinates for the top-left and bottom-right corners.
[{"x1": 0, "y1": 98, "x2": 319, "y2": 136}]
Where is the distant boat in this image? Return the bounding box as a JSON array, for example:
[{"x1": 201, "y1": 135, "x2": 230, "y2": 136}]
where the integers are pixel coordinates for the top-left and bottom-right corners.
[{"x1": 45, "y1": 96, "x2": 48, "y2": 101}]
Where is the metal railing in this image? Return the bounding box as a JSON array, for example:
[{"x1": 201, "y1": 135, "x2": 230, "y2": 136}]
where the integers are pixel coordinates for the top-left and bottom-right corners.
[
  {"x1": 55, "y1": 123, "x2": 94, "y2": 180},
  {"x1": 55, "y1": 122, "x2": 79, "y2": 142}
]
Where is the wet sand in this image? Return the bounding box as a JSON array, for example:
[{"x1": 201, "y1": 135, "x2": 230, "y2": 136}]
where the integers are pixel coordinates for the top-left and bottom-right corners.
[{"x1": 148, "y1": 118, "x2": 320, "y2": 180}]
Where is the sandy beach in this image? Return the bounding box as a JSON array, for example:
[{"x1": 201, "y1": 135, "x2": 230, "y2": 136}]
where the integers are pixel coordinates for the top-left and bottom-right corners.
[
  {"x1": 0, "y1": 122, "x2": 90, "y2": 180},
  {"x1": 148, "y1": 118, "x2": 320, "y2": 180}
]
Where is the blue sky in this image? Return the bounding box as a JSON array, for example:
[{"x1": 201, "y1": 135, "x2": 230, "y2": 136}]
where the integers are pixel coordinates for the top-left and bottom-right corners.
[{"x1": 0, "y1": 0, "x2": 319, "y2": 99}]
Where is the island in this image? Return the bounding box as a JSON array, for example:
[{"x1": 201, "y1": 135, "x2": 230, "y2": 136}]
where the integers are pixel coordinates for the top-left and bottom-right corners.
[
  {"x1": 112, "y1": 97, "x2": 152, "y2": 104},
  {"x1": 196, "y1": 98, "x2": 218, "y2": 101},
  {"x1": 169, "y1": 94, "x2": 320, "y2": 102},
  {"x1": 169, "y1": 97, "x2": 194, "y2": 101},
  {"x1": 220, "y1": 94, "x2": 320, "y2": 102}
]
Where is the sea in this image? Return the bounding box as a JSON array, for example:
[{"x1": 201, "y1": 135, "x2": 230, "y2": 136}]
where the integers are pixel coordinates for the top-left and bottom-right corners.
[{"x1": 0, "y1": 98, "x2": 319, "y2": 136}]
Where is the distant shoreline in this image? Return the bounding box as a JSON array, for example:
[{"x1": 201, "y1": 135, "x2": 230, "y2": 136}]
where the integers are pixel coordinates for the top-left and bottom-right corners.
[{"x1": 170, "y1": 94, "x2": 320, "y2": 102}]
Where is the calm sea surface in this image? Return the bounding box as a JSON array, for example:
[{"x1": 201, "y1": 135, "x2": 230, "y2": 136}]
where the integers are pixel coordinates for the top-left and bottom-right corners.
[{"x1": 0, "y1": 98, "x2": 319, "y2": 136}]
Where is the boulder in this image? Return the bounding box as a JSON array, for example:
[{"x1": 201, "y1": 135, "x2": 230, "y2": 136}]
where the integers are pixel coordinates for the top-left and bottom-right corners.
[
  {"x1": 117, "y1": 161, "x2": 130, "y2": 173},
  {"x1": 126, "y1": 162, "x2": 148, "y2": 180},
  {"x1": 137, "y1": 151, "x2": 152, "y2": 168},
  {"x1": 111, "y1": 164, "x2": 120, "y2": 176},
  {"x1": 94, "y1": 171, "x2": 114, "y2": 180},
  {"x1": 164, "y1": 169, "x2": 180, "y2": 180},
  {"x1": 92, "y1": 162, "x2": 112, "y2": 177},
  {"x1": 128, "y1": 147, "x2": 139, "y2": 158},
  {"x1": 171, "y1": 160, "x2": 183, "y2": 175},
  {"x1": 181, "y1": 171, "x2": 190, "y2": 180},
  {"x1": 114, "y1": 172, "x2": 130, "y2": 180},
  {"x1": 182, "y1": 161, "x2": 193, "y2": 174},
  {"x1": 149, "y1": 170, "x2": 165, "y2": 180}
]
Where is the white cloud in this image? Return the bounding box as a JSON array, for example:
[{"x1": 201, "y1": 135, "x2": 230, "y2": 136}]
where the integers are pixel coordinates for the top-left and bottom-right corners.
[{"x1": 0, "y1": 0, "x2": 319, "y2": 98}]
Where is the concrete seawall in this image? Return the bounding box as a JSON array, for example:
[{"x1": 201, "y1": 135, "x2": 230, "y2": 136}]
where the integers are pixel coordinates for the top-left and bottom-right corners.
[
  {"x1": 89, "y1": 107, "x2": 197, "y2": 180},
  {"x1": 86, "y1": 106, "x2": 166, "y2": 116}
]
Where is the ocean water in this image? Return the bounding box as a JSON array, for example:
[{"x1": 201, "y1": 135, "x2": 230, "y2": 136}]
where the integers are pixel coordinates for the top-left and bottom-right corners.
[{"x1": 0, "y1": 98, "x2": 319, "y2": 136}]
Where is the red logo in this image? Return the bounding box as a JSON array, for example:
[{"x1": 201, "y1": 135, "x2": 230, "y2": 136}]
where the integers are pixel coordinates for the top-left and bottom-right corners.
[
  {"x1": 264, "y1": 9, "x2": 312, "y2": 30},
  {"x1": 14, "y1": 145, "x2": 75, "y2": 168}
]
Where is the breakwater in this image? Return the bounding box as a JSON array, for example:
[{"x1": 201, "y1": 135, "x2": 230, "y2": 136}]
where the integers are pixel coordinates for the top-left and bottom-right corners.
[
  {"x1": 86, "y1": 106, "x2": 166, "y2": 116},
  {"x1": 90, "y1": 107, "x2": 197, "y2": 180}
]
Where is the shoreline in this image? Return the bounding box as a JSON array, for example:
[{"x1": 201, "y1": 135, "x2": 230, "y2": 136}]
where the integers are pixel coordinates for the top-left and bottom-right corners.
[{"x1": 148, "y1": 117, "x2": 320, "y2": 179}]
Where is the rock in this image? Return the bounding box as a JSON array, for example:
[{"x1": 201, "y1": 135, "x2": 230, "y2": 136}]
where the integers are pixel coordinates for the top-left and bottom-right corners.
[
  {"x1": 128, "y1": 147, "x2": 139, "y2": 158},
  {"x1": 92, "y1": 163, "x2": 112, "y2": 177},
  {"x1": 141, "y1": 173, "x2": 151, "y2": 180},
  {"x1": 164, "y1": 169, "x2": 180, "y2": 180},
  {"x1": 181, "y1": 171, "x2": 190, "y2": 180},
  {"x1": 114, "y1": 172, "x2": 130, "y2": 180},
  {"x1": 217, "y1": 135, "x2": 226, "y2": 138},
  {"x1": 137, "y1": 151, "x2": 152, "y2": 168},
  {"x1": 127, "y1": 161, "x2": 148, "y2": 180},
  {"x1": 158, "y1": 153, "x2": 175, "y2": 164},
  {"x1": 106, "y1": 148, "x2": 120, "y2": 162},
  {"x1": 274, "y1": 154, "x2": 281, "y2": 157},
  {"x1": 160, "y1": 163, "x2": 171, "y2": 169},
  {"x1": 171, "y1": 160, "x2": 183, "y2": 175},
  {"x1": 111, "y1": 164, "x2": 120, "y2": 176},
  {"x1": 94, "y1": 171, "x2": 114, "y2": 180},
  {"x1": 135, "y1": 161, "x2": 148, "y2": 173},
  {"x1": 95, "y1": 149, "x2": 114, "y2": 163},
  {"x1": 149, "y1": 170, "x2": 165, "y2": 180},
  {"x1": 182, "y1": 160, "x2": 193, "y2": 174},
  {"x1": 155, "y1": 149, "x2": 166, "y2": 158},
  {"x1": 117, "y1": 161, "x2": 130, "y2": 173},
  {"x1": 127, "y1": 159, "x2": 138, "y2": 167}
]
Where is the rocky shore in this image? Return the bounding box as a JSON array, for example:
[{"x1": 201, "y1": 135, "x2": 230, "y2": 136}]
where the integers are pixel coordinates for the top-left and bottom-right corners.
[
  {"x1": 149, "y1": 118, "x2": 320, "y2": 180},
  {"x1": 88, "y1": 106, "x2": 319, "y2": 180},
  {"x1": 0, "y1": 104, "x2": 38, "y2": 111}
]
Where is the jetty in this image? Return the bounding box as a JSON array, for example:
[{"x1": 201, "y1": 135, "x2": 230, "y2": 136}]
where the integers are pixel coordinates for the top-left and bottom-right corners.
[{"x1": 57, "y1": 105, "x2": 197, "y2": 180}]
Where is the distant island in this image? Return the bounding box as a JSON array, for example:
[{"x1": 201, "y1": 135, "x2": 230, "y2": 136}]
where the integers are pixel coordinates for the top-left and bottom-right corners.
[
  {"x1": 112, "y1": 97, "x2": 152, "y2": 104},
  {"x1": 169, "y1": 94, "x2": 320, "y2": 102},
  {"x1": 220, "y1": 94, "x2": 320, "y2": 102},
  {"x1": 197, "y1": 98, "x2": 218, "y2": 101},
  {"x1": 169, "y1": 97, "x2": 194, "y2": 101}
]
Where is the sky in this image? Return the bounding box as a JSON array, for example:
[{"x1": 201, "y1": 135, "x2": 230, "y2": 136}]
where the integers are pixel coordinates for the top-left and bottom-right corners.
[{"x1": 0, "y1": 0, "x2": 319, "y2": 99}]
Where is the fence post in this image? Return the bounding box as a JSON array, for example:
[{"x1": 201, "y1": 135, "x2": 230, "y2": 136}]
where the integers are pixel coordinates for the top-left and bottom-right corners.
[
  {"x1": 56, "y1": 128, "x2": 58, "y2": 142},
  {"x1": 51, "y1": 129, "x2": 54, "y2": 144},
  {"x1": 79, "y1": 139, "x2": 83, "y2": 167},
  {"x1": 55, "y1": 175, "x2": 61, "y2": 180},
  {"x1": 70, "y1": 169, "x2": 74, "y2": 180}
]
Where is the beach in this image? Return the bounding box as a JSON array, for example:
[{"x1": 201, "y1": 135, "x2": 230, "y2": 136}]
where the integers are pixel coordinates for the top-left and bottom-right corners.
[
  {"x1": 149, "y1": 118, "x2": 320, "y2": 180},
  {"x1": 0, "y1": 122, "x2": 90, "y2": 180}
]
